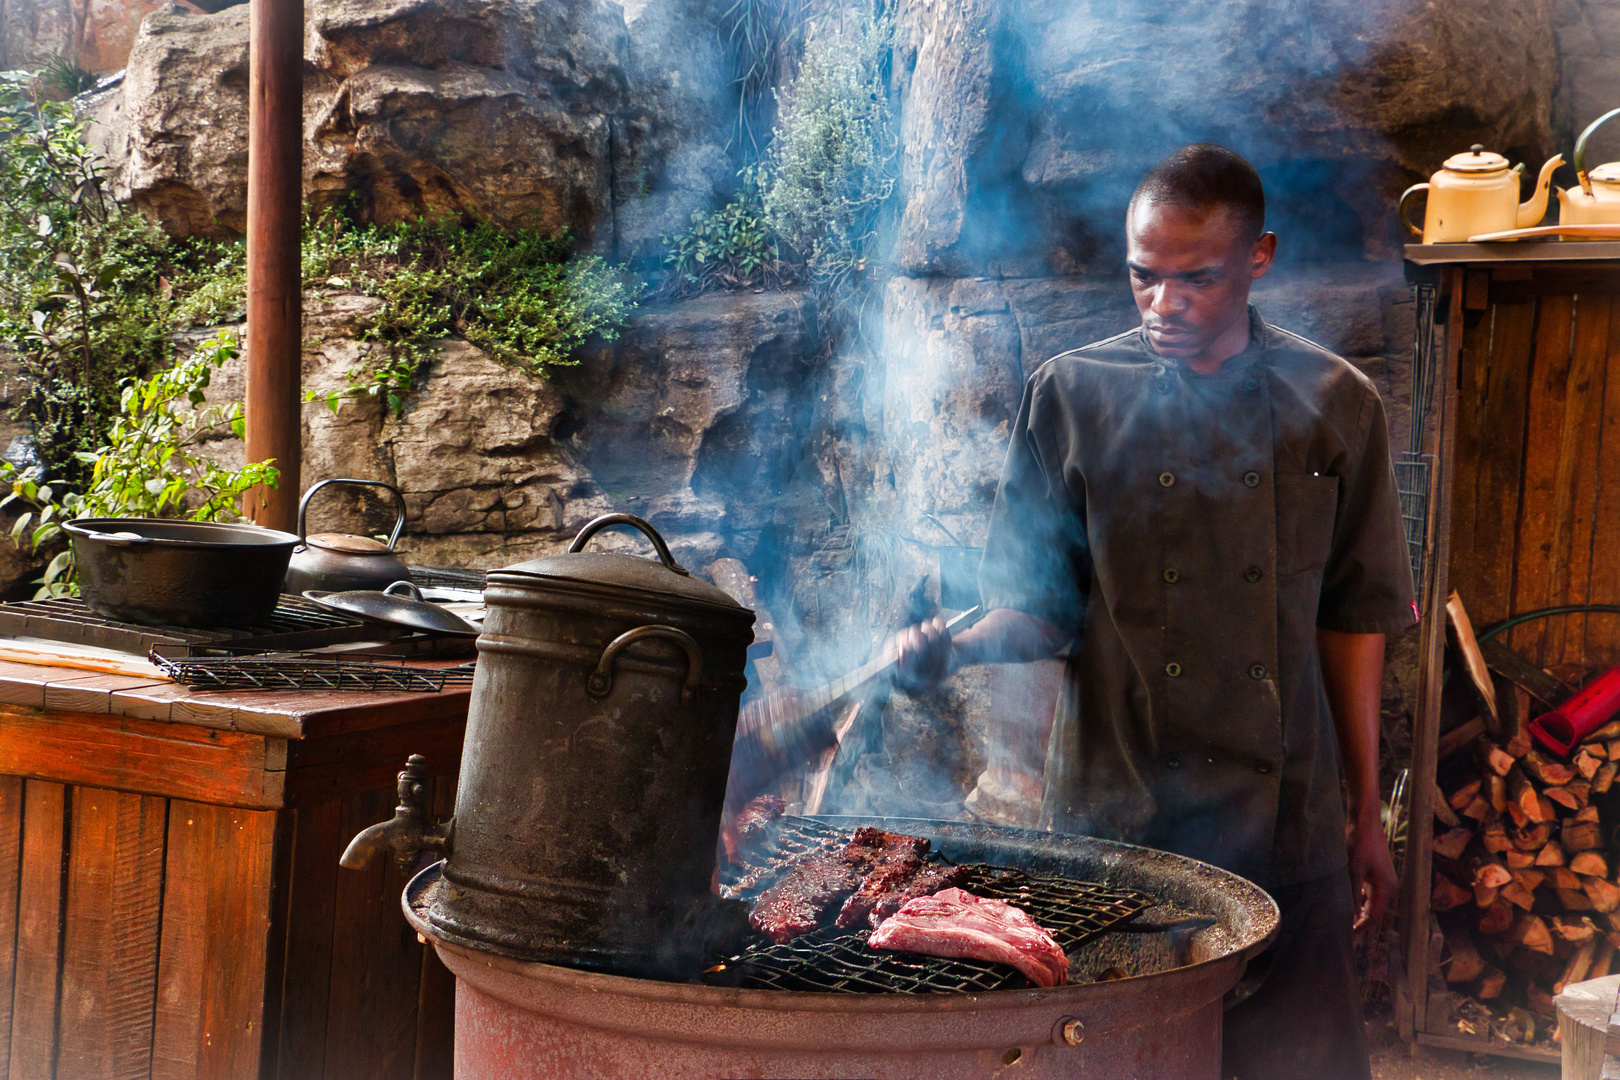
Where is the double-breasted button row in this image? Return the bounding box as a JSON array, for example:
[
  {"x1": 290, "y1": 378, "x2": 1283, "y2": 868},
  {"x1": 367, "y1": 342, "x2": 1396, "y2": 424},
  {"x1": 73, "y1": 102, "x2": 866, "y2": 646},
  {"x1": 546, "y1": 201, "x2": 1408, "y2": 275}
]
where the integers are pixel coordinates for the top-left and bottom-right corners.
[
  {"x1": 1165, "y1": 661, "x2": 1269, "y2": 680},
  {"x1": 1155, "y1": 470, "x2": 1263, "y2": 488},
  {"x1": 1161, "y1": 567, "x2": 1262, "y2": 584}
]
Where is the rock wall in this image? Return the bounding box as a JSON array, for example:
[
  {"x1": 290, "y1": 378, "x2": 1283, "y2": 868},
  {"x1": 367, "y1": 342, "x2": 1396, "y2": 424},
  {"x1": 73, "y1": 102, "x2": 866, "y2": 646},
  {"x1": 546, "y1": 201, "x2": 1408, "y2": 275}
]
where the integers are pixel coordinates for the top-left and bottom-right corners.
[
  {"x1": 195, "y1": 288, "x2": 820, "y2": 574},
  {"x1": 91, "y1": 0, "x2": 733, "y2": 262}
]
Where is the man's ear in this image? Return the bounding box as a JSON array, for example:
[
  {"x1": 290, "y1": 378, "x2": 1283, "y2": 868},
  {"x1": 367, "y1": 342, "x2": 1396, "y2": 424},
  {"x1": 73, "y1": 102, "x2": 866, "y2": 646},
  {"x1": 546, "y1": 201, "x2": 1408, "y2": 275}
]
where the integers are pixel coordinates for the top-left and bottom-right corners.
[{"x1": 1250, "y1": 232, "x2": 1278, "y2": 281}]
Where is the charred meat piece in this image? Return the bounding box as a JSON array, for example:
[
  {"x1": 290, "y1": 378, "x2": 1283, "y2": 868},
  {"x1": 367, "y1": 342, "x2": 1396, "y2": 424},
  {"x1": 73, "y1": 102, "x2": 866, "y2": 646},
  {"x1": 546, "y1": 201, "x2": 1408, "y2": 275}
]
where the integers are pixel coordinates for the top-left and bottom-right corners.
[
  {"x1": 747, "y1": 827, "x2": 933, "y2": 943},
  {"x1": 836, "y1": 861, "x2": 971, "y2": 929},
  {"x1": 841, "y1": 826, "x2": 929, "y2": 869},
  {"x1": 867, "y1": 887, "x2": 1070, "y2": 987},
  {"x1": 734, "y1": 794, "x2": 786, "y2": 845},
  {"x1": 748, "y1": 849, "x2": 864, "y2": 944}
]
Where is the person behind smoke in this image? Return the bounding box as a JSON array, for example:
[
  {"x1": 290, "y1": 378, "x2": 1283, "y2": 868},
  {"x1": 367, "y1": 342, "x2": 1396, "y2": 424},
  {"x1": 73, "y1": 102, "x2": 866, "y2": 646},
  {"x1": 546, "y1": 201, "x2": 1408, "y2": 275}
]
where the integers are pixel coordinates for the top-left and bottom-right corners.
[{"x1": 894, "y1": 143, "x2": 1415, "y2": 1080}]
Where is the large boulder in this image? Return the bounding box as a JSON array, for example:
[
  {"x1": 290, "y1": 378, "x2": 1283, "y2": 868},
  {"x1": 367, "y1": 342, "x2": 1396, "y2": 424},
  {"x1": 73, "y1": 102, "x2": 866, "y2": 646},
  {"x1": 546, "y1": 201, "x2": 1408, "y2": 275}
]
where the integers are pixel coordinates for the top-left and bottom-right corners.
[
  {"x1": 95, "y1": 0, "x2": 732, "y2": 252},
  {"x1": 892, "y1": 0, "x2": 1560, "y2": 275}
]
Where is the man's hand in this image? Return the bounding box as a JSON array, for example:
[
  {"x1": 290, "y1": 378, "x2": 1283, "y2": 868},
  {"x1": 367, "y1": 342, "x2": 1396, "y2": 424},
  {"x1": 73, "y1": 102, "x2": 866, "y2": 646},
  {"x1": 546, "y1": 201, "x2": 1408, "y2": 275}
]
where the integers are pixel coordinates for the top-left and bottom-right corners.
[
  {"x1": 1346, "y1": 808, "x2": 1397, "y2": 931},
  {"x1": 1317, "y1": 627, "x2": 1393, "y2": 932},
  {"x1": 891, "y1": 609, "x2": 1067, "y2": 691},
  {"x1": 892, "y1": 615, "x2": 953, "y2": 689}
]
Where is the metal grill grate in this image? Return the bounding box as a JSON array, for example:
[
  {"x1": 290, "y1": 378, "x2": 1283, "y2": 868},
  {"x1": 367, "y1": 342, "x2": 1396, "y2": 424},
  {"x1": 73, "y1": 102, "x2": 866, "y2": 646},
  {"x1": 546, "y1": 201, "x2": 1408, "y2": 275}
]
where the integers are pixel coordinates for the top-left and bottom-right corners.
[
  {"x1": 1395, "y1": 451, "x2": 1434, "y2": 599},
  {"x1": 150, "y1": 652, "x2": 476, "y2": 692},
  {"x1": 0, "y1": 595, "x2": 390, "y2": 654},
  {"x1": 408, "y1": 565, "x2": 488, "y2": 592},
  {"x1": 711, "y1": 816, "x2": 1155, "y2": 994}
]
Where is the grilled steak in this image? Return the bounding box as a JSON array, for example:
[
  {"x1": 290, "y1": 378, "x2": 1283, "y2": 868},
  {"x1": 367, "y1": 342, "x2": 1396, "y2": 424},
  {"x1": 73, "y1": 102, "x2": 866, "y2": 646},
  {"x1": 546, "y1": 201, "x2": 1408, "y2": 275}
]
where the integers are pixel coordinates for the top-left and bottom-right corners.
[
  {"x1": 867, "y1": 887, "x2": 1070, "y2": 987},
  {"x1": 836, "y1": 861, "x2": 971, "y2": 929},
  {"x1": 747, "y1": 827, "x2": 933, "y2": 944},
  {"x1": 748, "y1": 849, "x2": 864, "y2": 944}
]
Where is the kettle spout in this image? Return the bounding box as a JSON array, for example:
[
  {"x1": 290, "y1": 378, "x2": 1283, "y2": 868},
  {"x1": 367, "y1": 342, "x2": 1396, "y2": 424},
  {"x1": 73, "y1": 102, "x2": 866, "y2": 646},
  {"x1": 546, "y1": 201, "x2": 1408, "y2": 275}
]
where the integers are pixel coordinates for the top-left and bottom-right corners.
[
  {"x1": 339, "y1": 754, "x2": 452, "y2": 874},
  {"x1": 1518, "y1": 154, "x2": 1566, "y2": 227}
]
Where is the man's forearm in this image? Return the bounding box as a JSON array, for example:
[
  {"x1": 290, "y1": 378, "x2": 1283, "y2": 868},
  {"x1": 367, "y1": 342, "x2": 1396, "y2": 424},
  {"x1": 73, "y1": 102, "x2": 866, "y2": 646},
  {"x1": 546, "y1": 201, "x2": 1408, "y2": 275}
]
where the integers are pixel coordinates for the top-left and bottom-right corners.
[
  {"x1": 950, "y1": 608, "x2": 1067, "y2": 669},
  {"x1": 1317, "y1": 628, "x2": 1386, "y2": 822}
]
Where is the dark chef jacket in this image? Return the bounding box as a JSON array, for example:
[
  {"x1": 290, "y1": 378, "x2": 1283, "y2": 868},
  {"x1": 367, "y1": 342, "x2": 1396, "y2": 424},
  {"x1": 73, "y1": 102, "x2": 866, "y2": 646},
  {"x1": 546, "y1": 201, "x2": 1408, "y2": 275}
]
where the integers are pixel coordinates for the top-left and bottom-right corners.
[{"x1": 978, "y1": 307, "x2": 1417, "y2": 890}]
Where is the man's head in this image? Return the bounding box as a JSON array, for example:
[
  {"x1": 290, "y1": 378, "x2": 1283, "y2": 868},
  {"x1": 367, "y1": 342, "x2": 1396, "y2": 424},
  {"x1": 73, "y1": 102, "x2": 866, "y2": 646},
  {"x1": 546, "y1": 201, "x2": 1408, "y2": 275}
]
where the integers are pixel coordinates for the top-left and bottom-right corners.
[{"x1": 1125, "y1": 144, "x2": 1277, "y2": 373}]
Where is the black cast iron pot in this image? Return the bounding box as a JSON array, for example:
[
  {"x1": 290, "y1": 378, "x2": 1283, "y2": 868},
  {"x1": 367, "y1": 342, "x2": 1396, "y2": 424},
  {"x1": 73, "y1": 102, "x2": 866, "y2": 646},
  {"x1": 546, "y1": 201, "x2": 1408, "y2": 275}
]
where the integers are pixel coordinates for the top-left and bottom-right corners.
[{"x1": 64, "y1": 517, "x2": 301, "y2": 627}]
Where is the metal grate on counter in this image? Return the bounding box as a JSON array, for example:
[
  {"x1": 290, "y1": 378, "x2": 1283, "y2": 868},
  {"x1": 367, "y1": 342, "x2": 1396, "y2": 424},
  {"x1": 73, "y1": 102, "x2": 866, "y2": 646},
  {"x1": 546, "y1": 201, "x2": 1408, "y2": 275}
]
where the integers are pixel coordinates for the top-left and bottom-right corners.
[
  {"x1": 0, "y1": 595, "x2": 391, "y2": 654},
  {"x1": 710, "y1": 815, "x2": 1155, "y2": 994},
  {"x1": 150, "y1": 651, "x2": 477, "y2": 692}
]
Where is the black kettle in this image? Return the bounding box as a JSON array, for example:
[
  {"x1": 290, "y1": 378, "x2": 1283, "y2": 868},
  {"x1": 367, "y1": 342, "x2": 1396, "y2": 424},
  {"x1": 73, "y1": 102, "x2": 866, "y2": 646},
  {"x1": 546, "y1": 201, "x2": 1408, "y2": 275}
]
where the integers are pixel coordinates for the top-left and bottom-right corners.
[{"x1": 283, "y1": 478, "x2": 411, "y2": 594}]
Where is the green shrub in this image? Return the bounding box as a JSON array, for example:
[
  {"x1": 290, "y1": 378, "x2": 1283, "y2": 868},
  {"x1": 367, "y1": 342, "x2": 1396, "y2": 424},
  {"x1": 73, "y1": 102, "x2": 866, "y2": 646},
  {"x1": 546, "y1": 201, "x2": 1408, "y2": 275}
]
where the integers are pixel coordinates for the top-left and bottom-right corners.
[
  {"x1": 660, "y1": 174, "x2": 797, "y2": 298},
  {"x1": 761, "y1": 9, "x2": 897, "y2": 298},
  {"x1": 0, "y1": 334, "x2": 279, "y2": 595},
  {"x1": 301, "y1": 215, "x2": 636, "y2": 414}
]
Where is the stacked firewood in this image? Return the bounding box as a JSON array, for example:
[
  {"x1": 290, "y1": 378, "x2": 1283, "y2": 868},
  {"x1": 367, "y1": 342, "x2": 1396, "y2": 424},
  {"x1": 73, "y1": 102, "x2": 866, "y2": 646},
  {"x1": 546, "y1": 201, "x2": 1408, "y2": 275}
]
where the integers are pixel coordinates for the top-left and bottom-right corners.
[
  {"x1": 1430, "y1": 595, "x2": 1615, "y2": 1044},
  {"x1": 1432, "y1": 595, "x2": 1620, "y2": 1042}
]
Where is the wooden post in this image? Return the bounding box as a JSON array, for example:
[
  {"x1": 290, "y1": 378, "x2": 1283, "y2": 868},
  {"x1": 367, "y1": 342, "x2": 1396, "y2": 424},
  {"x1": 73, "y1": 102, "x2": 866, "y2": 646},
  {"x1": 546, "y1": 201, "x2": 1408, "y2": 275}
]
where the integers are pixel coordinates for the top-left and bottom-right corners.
[{"x1": 244, "y1": 0, "x2": 304, "y2": 532}]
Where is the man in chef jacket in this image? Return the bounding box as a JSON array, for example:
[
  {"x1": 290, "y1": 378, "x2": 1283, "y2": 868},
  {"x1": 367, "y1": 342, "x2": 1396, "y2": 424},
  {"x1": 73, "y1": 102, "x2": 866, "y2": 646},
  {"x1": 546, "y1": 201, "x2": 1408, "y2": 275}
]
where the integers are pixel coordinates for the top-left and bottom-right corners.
[{"x1": 896, "y1": 143, "x2": 1416, "y2": 1079}]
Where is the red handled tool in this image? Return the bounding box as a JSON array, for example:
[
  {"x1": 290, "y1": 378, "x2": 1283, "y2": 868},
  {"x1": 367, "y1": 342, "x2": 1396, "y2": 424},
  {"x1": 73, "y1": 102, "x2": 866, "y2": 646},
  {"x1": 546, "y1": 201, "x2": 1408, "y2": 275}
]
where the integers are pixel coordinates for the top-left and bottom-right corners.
[{"x1": 1530, "y1": 664, "x2": 1620, "y2": 756}]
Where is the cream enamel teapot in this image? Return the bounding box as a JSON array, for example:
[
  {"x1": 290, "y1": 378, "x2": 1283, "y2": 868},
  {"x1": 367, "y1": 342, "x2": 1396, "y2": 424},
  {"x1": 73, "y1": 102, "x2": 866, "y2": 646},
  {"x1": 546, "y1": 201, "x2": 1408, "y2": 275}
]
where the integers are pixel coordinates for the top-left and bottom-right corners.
[
  {"x1": 1400, "y1": 145, "x2": 1564, "y2": 243},
  {"x1": 1559, "y1": 108, "x2": 1620, "y2": 226}
]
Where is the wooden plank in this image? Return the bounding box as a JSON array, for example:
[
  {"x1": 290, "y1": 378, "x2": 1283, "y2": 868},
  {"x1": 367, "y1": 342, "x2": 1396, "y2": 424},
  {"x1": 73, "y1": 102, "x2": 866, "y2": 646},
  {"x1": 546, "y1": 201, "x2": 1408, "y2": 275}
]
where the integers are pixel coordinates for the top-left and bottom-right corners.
[
  {"x1": 43, "y1": 674, "x2": 171, "y2": 716},
  {"x1": 57, "y1": 788, "x2": 167, "y2": 1080},
  {"x1": 1408, "y1": 267, "x2": 1463, "y2": 1039},
  {"x1": 272, "y1": 800, "x2": 342, "y2": 1080},
  {"x1": 1510, "y1": 293, "x2": 1576, "y2": 666},
  {"x1": 152, "y1": 802, "x2": 277, "y2": 1080},
  {"x1": 324, "y1": 789, "x2": 424, "y2": 1080},
  {"x1": 0, "y1": 707, "x2": 285, "y2": 810},
  {"x1": 283, "y1": 717, "x2": 464, "y2": 808},
  {"x1": 8, "y1": 780, "x2": 66, "y2": 1080},
  {"x1": 1587, "y1": 299, "x2": 1620, "y2": 669},
  {"x1": 1479, "y1": 636, "x2": 1574, "y2": 706},
  {"x1": 0, "y1": 776, "x2": 22, "y2": 1071},
  {"x1": 1451, "y1": 298, "x2": 1535, "y2": 628},
  {"x1": 1541, "y1": 293, "x2": 1609, "y2": 668}
]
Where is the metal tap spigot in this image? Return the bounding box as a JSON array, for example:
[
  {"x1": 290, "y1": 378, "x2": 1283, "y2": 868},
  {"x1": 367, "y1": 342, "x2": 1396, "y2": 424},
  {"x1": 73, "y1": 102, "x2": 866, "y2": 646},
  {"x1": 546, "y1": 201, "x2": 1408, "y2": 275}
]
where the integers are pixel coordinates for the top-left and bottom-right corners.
[{"x1": 339, "y1": 754, "x2": 452, "y2": 874}]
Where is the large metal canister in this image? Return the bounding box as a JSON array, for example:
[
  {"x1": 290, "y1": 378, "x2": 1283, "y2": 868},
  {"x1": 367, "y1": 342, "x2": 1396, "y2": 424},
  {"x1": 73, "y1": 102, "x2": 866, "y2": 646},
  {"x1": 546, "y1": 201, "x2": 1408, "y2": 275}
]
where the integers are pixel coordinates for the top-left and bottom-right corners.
[{"x1": 424, "y1": 514, "x2": 754, "y2": 977}]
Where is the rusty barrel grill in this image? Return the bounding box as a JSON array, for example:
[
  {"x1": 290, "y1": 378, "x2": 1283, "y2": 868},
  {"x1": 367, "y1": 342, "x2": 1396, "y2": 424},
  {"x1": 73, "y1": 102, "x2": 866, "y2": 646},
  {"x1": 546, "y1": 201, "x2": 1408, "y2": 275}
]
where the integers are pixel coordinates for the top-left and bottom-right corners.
[{"x1": 344, "y1": 514, "x2": 1279, "y2": 1078}]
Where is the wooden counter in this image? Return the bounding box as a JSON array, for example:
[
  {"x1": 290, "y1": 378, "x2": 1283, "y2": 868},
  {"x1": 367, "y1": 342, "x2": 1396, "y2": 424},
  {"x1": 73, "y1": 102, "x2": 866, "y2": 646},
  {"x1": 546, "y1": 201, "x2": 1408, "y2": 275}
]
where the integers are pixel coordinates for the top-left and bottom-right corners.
[{"x1": 0, "y1": 657, "x2": 469, "y2": 1080}]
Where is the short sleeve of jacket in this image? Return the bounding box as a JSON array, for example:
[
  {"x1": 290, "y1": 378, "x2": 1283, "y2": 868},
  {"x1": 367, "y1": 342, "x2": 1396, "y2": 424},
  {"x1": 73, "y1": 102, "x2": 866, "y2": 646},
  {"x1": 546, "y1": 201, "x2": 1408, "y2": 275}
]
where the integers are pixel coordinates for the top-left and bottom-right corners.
[
  {"x1": 1317, "y1": 383, "x2": 1418, "y2": 634},
  {"x1": 977, "y1": 371, "x2": 1090, "y2": 640}
]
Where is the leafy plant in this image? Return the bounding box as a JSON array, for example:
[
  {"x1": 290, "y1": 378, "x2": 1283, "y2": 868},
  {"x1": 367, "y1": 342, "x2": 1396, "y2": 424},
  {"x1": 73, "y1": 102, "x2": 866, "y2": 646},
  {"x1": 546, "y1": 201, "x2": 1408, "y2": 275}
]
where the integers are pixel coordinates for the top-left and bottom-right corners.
[
  {"x1": 660, "y1": 172, "x2": 797, "y2": 298},
  {"x1": 1, "y1": 70, "x2": 178, "y2": 485},
  {"x1": 761, "y1": 9, "x2": 897, "y2": 301},
  {"x1": 0, "y1": 334, "x2": 279, "y2": 595},
  {"x1": 38, "y1": 55, "x2": 99, "y2": 99},
  {"x1": 302, "y1": 215, "x2": 635, "y2": 414},
  {"x1": 718, "y1": 0, "x2": 806, "y2": 160}
]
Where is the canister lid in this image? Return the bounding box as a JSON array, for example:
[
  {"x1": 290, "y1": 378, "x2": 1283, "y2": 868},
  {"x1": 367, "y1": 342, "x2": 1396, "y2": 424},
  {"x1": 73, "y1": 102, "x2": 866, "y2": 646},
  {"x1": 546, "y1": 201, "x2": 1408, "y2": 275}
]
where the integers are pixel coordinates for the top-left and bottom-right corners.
[
  {"x1": 494, "y1": 514, "x2": 745, "y2": 612},
  {"x1": 1442, "y1": 145, "x2": 1510, "y2": 173}
]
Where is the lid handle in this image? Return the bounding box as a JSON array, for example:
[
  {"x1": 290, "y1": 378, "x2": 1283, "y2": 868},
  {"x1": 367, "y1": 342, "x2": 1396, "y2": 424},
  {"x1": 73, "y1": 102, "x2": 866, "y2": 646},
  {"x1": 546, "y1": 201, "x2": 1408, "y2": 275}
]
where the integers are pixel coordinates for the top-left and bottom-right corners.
[{"x1": 567, "y1": 513, "x2": 690, "y2": 577}]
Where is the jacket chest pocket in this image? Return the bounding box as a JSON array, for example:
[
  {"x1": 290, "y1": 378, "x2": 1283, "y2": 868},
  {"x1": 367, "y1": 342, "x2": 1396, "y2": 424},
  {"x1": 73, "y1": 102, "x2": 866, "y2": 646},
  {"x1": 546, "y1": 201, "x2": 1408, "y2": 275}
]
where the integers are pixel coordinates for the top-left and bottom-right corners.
[{"x1": 1275, "y1": 473, "x2": 1339, "y2": 575}]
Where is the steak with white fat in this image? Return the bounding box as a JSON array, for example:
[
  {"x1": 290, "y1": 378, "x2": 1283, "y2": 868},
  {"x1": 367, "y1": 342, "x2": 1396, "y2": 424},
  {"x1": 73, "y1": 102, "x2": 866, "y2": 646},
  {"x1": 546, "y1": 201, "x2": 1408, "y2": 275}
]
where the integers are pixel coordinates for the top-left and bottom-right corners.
[{"x1": 866, "y1": 887, "x2": 1070, "y2": 987}]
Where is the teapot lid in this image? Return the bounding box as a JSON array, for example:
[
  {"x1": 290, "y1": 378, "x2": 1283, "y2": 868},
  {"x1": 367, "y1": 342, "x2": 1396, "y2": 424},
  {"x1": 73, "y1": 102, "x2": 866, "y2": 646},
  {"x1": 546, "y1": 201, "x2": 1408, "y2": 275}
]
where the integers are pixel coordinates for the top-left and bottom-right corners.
[
  {"x1": 494, "y1": 514, "x2": 744, "y2": 612},
  {"x1": 1443, "y1": 145, "x2": 1511, "y2": 174},
  {"x1": 1590, "y1": 162, "x2": 1620, "y2": 185}
]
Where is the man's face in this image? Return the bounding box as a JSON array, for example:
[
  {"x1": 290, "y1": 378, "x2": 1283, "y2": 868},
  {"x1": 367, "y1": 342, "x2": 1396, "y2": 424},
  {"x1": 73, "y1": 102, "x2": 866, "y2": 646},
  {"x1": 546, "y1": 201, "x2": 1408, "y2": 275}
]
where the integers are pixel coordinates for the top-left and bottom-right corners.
[{"x1": 1125, "y1": 199, "x2": 1276, "y2": 371}]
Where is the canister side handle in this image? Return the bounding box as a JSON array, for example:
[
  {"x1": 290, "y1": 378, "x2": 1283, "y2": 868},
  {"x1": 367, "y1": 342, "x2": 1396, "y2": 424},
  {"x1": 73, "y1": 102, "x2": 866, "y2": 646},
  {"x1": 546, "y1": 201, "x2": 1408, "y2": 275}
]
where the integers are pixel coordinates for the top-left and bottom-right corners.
[
  {"x1": 588, "y1": 624, "x2": 703, "y2": 704},
  {"x1": 568, "y1": 512, "x2": 691, "y2": 576}
]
